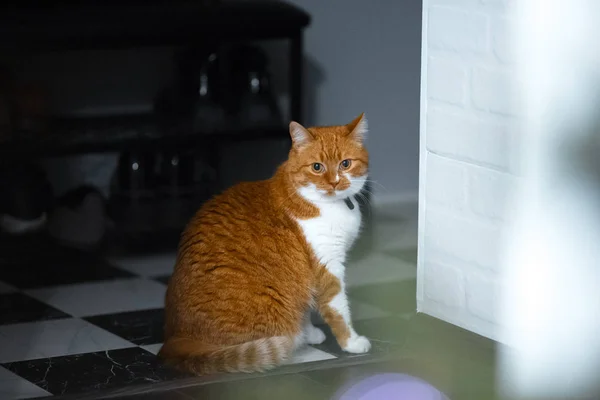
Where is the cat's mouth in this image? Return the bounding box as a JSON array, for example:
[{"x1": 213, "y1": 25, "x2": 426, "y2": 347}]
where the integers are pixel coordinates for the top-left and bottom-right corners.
[
  {"x1": 324, "y1": 187, "x2": 352, "y2": 200},
  {"x1": 330, "y1": 178, "x2": 366, "y2": 198},
  {"x1": 299, "y1": 178, "x2": 366, "y2": 203}
]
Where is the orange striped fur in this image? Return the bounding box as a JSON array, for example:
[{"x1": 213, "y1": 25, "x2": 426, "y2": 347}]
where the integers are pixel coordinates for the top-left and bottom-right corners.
[{"x1": 160, "y1": 114, "x2": 371, "y2": 374}]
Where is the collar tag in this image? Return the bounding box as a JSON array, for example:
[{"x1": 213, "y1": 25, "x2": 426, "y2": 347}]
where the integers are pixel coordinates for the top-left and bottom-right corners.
[{"x1": 344, "y1": 197, "x2": 355, "y2": 210}]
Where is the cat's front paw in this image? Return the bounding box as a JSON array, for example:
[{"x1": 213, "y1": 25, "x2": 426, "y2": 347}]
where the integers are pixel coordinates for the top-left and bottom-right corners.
[
  {"x1": 305, "y1": 325, "x2": 326, "y2": 345},
  {"x1": 343, "y1": 335, "x2": 371, "y2": 354}
]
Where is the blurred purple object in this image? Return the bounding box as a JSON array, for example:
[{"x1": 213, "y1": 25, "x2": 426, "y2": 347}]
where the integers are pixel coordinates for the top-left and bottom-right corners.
[{"x1": 334, "y1": 373, "x2": 449, "y2": 400}]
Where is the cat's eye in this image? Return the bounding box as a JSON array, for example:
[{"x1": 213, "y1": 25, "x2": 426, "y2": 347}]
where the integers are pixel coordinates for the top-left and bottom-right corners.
[
  {"x1": 340, "y1": 159, "x2": 352, "y2": 170},
  {"x1": 312, "y1": 163, "x2": 324, "y2": 173}
]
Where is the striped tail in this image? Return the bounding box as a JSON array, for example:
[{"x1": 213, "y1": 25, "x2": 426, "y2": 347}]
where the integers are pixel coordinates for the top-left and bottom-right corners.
[{"x1": 158, "y1": 336, "x2": 295, "y2": 375}]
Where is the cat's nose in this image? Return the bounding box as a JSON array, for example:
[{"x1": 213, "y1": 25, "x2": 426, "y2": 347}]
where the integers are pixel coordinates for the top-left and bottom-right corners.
[{"x1": 330, "y1": 181, "x2": 339, "y2": 189}]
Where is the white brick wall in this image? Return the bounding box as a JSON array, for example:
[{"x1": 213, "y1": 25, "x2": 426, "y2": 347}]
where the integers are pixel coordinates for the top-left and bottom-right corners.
[{"x1": 418, "y1": 0, "x2": 520, "y2": 341}]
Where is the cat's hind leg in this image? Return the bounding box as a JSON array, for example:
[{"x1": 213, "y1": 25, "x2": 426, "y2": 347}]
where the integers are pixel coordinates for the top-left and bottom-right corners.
[{"x1": 303, "y1": 312, "x2": 326, "y2": 345}]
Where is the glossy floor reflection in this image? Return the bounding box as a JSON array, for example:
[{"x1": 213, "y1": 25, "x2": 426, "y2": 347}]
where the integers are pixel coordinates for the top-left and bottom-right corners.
[{"x1": 110, "y1": 314, "x2": 497, "y2": 400}]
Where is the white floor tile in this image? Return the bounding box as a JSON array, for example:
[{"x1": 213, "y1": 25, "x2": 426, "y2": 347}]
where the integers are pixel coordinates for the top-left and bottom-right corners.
[
  {"x1": 373, "y1": 200, "x2": 418, "y2": 221},
  {"x1": 347, "y1": 253, "x2": 416, "y2": 288},
  {"x1": 371, "y1": 218, "x2": 418, "y2": 252},
  {"x1": 109, "y1": 253, "x2": 176, "y2": 277},
  {"x1": 350, "y1": 300, "x2": 391, "y2": 321},
  {"x1": 397, "y1": 312, "x2": 414, "y2": 321},
  {"x1": 141, "y1": 343, "x2": 163, "y2": 355},
  {"x1": 0, "y1": 366, "x2": 51, "y2": 399},
  {"x1": 0, "y1": 281, "x2": 16, "y2": 294},
  {"x1": 371, "y1": 199, "x2": 418, "y2": 251},
  {"x1": 290, "y1": 346, "x2": 336, "y2": 364},
  {"x1": 0, "y1": 319, "x2": 133, "y2": 363},
  {"x1": 144, "y1": 342, "x2": 334, "y2": 365},
  {"x1": 26, "y1": 278, "x2": 167, "y2": 317}
]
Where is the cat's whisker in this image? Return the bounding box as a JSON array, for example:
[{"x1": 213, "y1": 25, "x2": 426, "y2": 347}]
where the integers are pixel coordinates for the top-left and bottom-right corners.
[
  {"x1": 358, "y1": 193, "x2": 374, "y2": 209},
  {"x1": 363, "y1": 178, "x2": 386, "y2": 186},
  {"x1": 366, "y1": 338, "x2": 395, "y2": 345},
  {"x1": 362, "y1": 185, "x2": 378, "y2": 197},
  {"x1": 355, "y1": 192, "x2": 375, "y2": 218},
  {"x1": 359, "y1": 187, "x2": 376, "y2": 201},
  {"x1": 363, "y1": 184, "x2": 387, "y2": 195},
  {"x1": 363, "y1": 179, "x2": 388, "y2": 192}
]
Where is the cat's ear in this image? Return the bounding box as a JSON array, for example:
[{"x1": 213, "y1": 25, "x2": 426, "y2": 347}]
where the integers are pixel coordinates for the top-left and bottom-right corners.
[
  {"x1": 289, "y1": 121, "x2": 313, "y2": 148},
  {"x1": 346, "y1": 113, "x2": 368, "y2": 142}
]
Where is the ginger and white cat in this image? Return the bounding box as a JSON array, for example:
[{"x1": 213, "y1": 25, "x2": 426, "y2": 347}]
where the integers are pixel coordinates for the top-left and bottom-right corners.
[{"x1": 160, "y1": 114, "x2": 371, "y2": 374}]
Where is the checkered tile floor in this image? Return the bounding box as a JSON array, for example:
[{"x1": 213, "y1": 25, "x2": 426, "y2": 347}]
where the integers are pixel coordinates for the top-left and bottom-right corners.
[{"x1": 0, "y1": 202, "x2": 417, "y2": 399}]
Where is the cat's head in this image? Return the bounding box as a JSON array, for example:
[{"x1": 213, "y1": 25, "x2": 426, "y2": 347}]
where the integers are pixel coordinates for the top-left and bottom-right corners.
[{"x1": 286, "y1": 113, "x2": 369, "y2": 202}]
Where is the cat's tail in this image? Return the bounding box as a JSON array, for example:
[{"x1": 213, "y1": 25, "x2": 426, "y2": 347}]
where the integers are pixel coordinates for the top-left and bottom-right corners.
[{"x1": 158, "y1": 335, "x2": 296, "y2": 375}]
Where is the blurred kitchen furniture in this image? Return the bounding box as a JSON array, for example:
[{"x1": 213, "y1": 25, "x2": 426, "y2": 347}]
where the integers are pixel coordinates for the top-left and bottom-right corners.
[{"x1": 0, "y1": 0, "x2": 310, "y2": 248}]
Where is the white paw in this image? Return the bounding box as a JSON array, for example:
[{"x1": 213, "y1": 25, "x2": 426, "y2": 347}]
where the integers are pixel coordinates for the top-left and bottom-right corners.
[
  {"x1": 343, "y1": 335, "x2": 371, "y2": 354},
  {"x1": 305, "y1": 326, "x2": 326, "y2": 345}
]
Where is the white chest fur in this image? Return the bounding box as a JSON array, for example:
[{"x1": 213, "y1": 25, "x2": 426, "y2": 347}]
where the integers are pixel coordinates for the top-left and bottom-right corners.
[{"x1": 295, "y1": 197, "x2": 362, "y2": 268}]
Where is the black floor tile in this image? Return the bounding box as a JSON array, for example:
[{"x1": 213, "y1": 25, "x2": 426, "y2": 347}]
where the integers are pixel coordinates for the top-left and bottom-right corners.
[
  {"x1": 308, "y1": 323, "x2": 349, "y2": 358},
  {"x1": 2, "y1": 347, "x2": 188, "y2": 397},
  {"x1": 153, "y1": 275, "x2": 171, "y2": 285},
  {"x1": 85, "y1": 308, "x2": 165, "y2": 346},
  {"x1": 0, "y1": 292, "x2": 70, "y2": 325},
  {"x1": 103, "y1": 389, "x2": 193, "y2": 400},
  {"x1": 0, "y1": 244, "x2": 134, "y2": 289}
]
